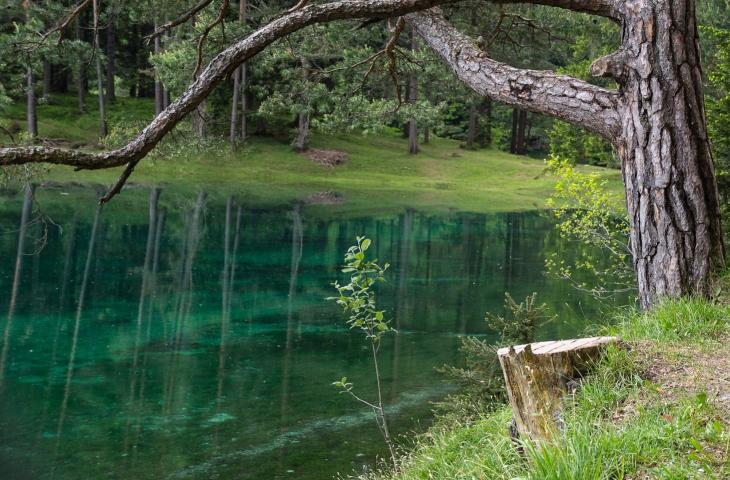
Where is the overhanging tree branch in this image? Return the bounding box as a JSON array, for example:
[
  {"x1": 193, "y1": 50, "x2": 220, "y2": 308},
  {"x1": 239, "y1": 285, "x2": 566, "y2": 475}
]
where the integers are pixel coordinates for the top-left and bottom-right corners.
[
  {"x1": 0, "y1": 0, "x2": 461, "y2": 199},
  {"x1": 490, "y1": 0, "x2": 620, "y2": 20},
  {"x1": 406, "y1": 8, "x2": 621, "y2": 140}
]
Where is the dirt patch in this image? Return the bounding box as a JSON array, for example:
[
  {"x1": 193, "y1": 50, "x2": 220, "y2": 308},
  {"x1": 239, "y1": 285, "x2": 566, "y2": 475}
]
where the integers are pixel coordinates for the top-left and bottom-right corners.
[
  {"x1": 302, "y1": 191, "x2": 344, "y2": 205},
  {"x1": 637, "y1": 337, "x2": 730, "y2": 422},
  {"x1": 301, "y1": 148, "x2": 348, "y2": 168}
]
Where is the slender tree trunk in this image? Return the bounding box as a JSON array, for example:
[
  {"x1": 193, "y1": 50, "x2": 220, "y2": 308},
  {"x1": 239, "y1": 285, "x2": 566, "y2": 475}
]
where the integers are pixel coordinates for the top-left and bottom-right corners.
[
  {"x1": 163, "y1": 25, "x2": 171, "y2": 109},
  {"x1": 240, "y1": 63, "x2": 248, "y2": 140},
  {"x1": 510, "y1": 108, "x2": 518, "y2": 153},
  {"x1": 42, "y1": 60, "x2": 51, "y2": 100},
  {"x1": 615, "y1": 0, "x2": 724, "y2": 307},
  {"x1": 105, "y1": 10, "x2": 116, "y2": 103},
  {"x1": 26, "y1": 65, "x2": 38, "y2": 139},
  {"x1": 92, "y1": 0, "x2": 106, "y2": 138},
  {"x1": 230, "y1": 0, "x2": 248, "y2": 145},
  {"x1": 407, "y1": 28, "x2": 418, "y2": 154},
  {"x1": 466, "y1": 104, "x2": 477, "y2": 149},
  {"x1": 154, "y1": 19, "x2": 164, "y2": 116},
  {"x1": 75, "y1": 17, "x2": 86, "y2": 112},
  {"x1": 423, "y1": 126, "x2": 429, "y2": 144},
  {"x1": 510, "y1": 108, "x2": 527, "y2": 154},
  {"x1": 516, "y1": 109, "x2": 527, "y2": 154},
  {"x1": 230, "y1": 67, "x2": 240, "y2": 145},
  {"x1": 292, "y1": 58, "x2": 310, "y2": 151},
  {"x1": 478, "y1": 97, "x2": 491, "y2": 147}
]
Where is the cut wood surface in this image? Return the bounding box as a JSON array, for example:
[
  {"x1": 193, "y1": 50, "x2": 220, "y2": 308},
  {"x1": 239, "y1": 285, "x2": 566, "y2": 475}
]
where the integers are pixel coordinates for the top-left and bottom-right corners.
[{"x1": 497, "y1": 336, "x2": 619, "y2": 445}]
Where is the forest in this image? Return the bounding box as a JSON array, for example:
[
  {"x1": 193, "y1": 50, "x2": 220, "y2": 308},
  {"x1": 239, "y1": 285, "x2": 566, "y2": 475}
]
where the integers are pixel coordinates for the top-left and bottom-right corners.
[{"x1": 1, "y1": 0, "x2": 730, "y2": 479}]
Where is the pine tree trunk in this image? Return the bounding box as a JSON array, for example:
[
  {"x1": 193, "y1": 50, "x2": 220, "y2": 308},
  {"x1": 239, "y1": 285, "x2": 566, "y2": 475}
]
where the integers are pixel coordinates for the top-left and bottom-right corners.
[
  {"x1": 466, "y1": 104, "x2": 477, "y2": 149},
  {"x1": 230, "y1": 67, "x2": 240, "y2": 145},
  {"x1": 510, "y1": 108, "x2": 519, "y2": 154},
  {"x1": 516, "y1": 109, "x2": 527, "y2": 154},
  {"x1": 105, "y1": 10, "x2": 116, "y2": 103},
  {"x1": 292, "y1": 57, "x2": 310, "y2": 151},
  {"x1": 408, "y1": 28, "x2": 419, "y2": 155},
  {"x1": 154, "y1": 19, "x2": 164, "y2": 116},
  {"x1": 26, "y1": 66, "x2": 38, "y2": 139},
  {"x1": 478, "y1": 98, "x2": 491, "y2": 147},
  {"x1": 42, "y1": 60, "x2": 51, "y2": 100},
  {"x1": 240, "y1": 63, "x2": 247, "y2": 140},
  {"x1": 230, "y1": 0, "x2": 248, "y2": 145},
  {"x1": 92, "y1": 0, "x2": 106, "y2": 138},
  {"x1": 615, "y1": 0, "x2": 725, "y2": 307},
  {"x1": 75, "y1": 17, "x2": 85, "y2": 112}
]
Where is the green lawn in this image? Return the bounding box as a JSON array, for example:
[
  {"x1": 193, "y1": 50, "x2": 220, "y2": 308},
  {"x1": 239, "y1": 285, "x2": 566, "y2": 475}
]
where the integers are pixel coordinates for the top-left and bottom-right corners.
[{"x1": 2, "y1": 94, "x2": 624, "y2": 217}]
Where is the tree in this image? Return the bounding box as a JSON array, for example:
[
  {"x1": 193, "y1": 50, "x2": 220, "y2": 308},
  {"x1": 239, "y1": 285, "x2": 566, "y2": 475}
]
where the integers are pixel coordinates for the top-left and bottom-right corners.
[{"x1": 0, "y1": 0, "x2": 724, "y2": 308}]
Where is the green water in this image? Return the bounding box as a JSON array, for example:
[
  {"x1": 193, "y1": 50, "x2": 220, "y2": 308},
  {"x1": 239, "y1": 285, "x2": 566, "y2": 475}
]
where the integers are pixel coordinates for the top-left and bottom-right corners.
[{"x1": 0, "y1": 186, "x2": 622, "y2": 479}]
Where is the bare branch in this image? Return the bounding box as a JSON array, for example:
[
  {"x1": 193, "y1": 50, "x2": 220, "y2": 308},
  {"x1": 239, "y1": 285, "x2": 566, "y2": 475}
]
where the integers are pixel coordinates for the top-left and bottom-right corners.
[
  {"x1": 193, "y1": 0, "x2": 230, "y2": 79},
  {"x1": 406, "y1": 8, "x2": 621, "y2": 140},
  {"x1": 146, "y1": 0, "x2": 216, "y2": 41},
  {"x1": 39, "y1": 0, "x2": 92, "y2": 44}
]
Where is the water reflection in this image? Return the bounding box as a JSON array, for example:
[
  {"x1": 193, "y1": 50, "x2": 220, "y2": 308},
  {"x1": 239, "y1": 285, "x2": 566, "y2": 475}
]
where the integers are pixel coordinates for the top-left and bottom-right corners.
[{"x1": 0, "y1": 186, "x2": 624, "y2": 479}]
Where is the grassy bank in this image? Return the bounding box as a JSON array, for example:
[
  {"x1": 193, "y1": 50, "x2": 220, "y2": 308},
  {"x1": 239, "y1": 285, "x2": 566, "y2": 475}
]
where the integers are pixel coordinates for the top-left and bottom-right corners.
[
  {"x1": 368, "y1": 298, "x2": 730, "y2": 480},
  {"x1": 1, "y1": 95, "x2": 623, "y2": 217}
]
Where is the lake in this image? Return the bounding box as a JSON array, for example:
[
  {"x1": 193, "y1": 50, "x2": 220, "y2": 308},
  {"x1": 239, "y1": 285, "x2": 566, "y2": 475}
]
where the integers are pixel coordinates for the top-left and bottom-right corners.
[{"x1": 0, "y1": 185, "x2": 622, "y2": 479}]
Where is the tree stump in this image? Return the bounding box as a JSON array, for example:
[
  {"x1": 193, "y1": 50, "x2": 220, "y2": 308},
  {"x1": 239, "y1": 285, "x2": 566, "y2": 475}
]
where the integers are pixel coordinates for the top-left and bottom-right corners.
[{"x1": 497, "y1": 336, "x2": 619, "y2": 445}]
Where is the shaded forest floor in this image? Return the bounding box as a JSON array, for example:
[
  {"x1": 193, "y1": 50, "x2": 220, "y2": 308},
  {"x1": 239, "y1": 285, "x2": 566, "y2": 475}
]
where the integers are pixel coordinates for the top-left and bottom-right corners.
[{"x1": 0, "y1": 94, "x2": 623, "y2": 217}]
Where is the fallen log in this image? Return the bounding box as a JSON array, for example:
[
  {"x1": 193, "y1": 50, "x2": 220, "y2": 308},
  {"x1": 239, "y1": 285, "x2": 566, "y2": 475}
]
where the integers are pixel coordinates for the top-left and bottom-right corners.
[{"x1": 497, "y1": 336, "x2": 619, "y2": 445}]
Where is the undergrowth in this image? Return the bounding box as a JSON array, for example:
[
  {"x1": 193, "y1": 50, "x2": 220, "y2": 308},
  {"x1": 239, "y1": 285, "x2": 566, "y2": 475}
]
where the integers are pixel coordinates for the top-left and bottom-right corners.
[{"x1": 360, "y1": 298, "x2": 730, "y2": 480}]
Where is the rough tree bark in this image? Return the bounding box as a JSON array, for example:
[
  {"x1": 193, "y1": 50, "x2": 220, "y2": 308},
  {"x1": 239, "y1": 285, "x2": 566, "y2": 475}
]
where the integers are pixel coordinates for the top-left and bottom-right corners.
[
  {"x1": 604, "y1": 0, "x2": 725, "y2": 307},
  {"x1": 1, "y1": 0, "x2": 723, "y2": 306},
  {"x1": 407, "y1": 1, "x2": 724, "y2": 307}
]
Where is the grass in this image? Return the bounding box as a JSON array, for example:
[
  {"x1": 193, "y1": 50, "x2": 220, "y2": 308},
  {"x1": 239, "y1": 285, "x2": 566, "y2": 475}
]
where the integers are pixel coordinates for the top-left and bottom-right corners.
[
  {"x1": 366, "y1": 298, "x2": 730, "y2": 480},
  {"x1": 1, "y1": 94, "x2": 624, "y2": 218}
]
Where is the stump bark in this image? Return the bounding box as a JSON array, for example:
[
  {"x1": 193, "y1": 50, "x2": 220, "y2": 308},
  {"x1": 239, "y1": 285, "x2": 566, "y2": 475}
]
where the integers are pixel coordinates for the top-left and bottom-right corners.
[{"x1": 497, "y1": 336, "x2": 619, "y2": 445}]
